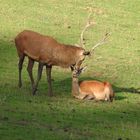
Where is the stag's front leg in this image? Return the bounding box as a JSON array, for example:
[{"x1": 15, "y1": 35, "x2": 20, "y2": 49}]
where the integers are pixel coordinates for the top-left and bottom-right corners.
[
  {"x1": 46, "y1": 65, "x2": 53, "y2": 96},
  {"x1": 32, "y1": 63, "x2": 43, "y2": 95},
  {"x1": 27, "y1": 58, "x2": 35, "y2": 89}
]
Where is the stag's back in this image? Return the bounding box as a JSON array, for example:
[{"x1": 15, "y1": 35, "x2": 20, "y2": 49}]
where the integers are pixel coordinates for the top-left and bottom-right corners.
[{"x1": 15, "y1": 30, "x2": 85, "y2": 67}]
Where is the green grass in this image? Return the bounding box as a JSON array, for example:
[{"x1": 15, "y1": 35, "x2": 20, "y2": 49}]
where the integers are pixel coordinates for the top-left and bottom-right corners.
[{"x1": 0, "y1": 0, "x2": 140, "y2": 140}]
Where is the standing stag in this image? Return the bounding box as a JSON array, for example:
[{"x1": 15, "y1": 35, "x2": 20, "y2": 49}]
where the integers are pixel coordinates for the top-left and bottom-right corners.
[
  {"x1": 71, "y1": 66, "x2": 115, "y2": 101},
  {"x1": 15, "y1": 30, "x2": 90, "y2": 96},
  {"x1": 15, "y1": 12, "x2": 109, "y2": 96}
]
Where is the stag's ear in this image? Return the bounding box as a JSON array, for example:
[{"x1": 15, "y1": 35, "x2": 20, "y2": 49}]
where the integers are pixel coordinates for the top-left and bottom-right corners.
[{"x1": 83, "y1": 51, "x2": 90, "y2": 55}]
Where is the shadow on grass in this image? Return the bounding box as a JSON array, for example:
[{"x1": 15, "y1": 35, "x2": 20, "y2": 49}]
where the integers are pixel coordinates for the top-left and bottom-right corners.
[
  {"x1": 114, "y1": 95, "x2": 126, "y2": 101},
  {"x1": 112, "y1": 85, "x2": 140, "y2": 94}
]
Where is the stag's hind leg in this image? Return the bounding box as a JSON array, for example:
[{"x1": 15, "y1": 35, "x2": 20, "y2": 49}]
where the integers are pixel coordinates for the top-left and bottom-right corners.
[
  {"x1": 27, "y1": 58, "x2": 35, "y2": 88},
  {"x1": 46, "y1": 65, "x2": 53, "y2": 96},
  {"x1": 18, "y1": 55, "x2": 25, "y2": 88}
]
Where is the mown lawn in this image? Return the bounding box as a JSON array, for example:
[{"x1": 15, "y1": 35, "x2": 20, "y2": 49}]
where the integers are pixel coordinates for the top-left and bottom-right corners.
[{"x1": 0, "y1": 0, "x2": 140, "y2": 140}]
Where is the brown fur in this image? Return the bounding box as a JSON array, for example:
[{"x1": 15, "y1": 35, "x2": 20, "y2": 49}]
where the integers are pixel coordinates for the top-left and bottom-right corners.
[
  {"x1": 15, "y1": 30, "x2": 86, "y2": 67},
  {"x1": 74, "y1": 80, "x2": 114, "y2": 101}
]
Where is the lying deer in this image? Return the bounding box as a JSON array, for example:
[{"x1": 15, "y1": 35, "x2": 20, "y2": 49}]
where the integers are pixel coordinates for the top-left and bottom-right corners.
[
  {"x1": 14, "y1": 11, "x2": 109, "y2": 96},
  {"x1": 72, "y1": 66, "x2": 115, "y2": 102}
]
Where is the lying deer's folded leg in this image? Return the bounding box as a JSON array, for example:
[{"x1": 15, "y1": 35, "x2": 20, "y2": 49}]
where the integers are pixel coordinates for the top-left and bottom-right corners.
[
  {"x1": 85, "y1": 94, "x2": 95, "y2": 100},
  {"x1": 74, "y1": 94, "x2": 87, "y2": 100}
]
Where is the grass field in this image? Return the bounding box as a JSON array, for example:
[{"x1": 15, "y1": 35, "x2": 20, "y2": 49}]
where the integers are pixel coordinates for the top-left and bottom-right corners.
[{"x1": 0, "y1": 0, "x2": 140, "y2": 140}]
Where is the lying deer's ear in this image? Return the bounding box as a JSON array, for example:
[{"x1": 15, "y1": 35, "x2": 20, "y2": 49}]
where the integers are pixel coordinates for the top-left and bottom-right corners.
[
  {"x1": 70, "y1": 65, "x2": 75, "y2": 71},
  {"x1": 80, "y1": 66, "x2": 87, "y2": 73},
  {"x1": 83, "y1": 51, "x2": 90, "y2": 55}
]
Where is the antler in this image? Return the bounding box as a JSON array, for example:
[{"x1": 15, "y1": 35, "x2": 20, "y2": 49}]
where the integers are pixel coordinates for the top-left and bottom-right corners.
[
  {"x1": 79, "y1": 8, "x2": 110, "y2": 52},
  {"x1": 80, "y1": 11, "x2": 96, "y2": 48},
  {"x1": 90, "y1": 32, "x2": 110, "y2": 52}
]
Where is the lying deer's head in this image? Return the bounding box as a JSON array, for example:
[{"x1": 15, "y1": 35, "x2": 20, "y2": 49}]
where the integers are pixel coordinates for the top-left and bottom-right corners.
[{"x1": 72, "y1": 65, "x2": 87, "y2": 78}]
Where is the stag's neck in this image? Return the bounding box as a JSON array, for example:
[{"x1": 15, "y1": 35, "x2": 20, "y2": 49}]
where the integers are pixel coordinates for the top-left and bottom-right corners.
[{"x1": 72, "y1": 76, "x2": 80, "y2": 96}]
